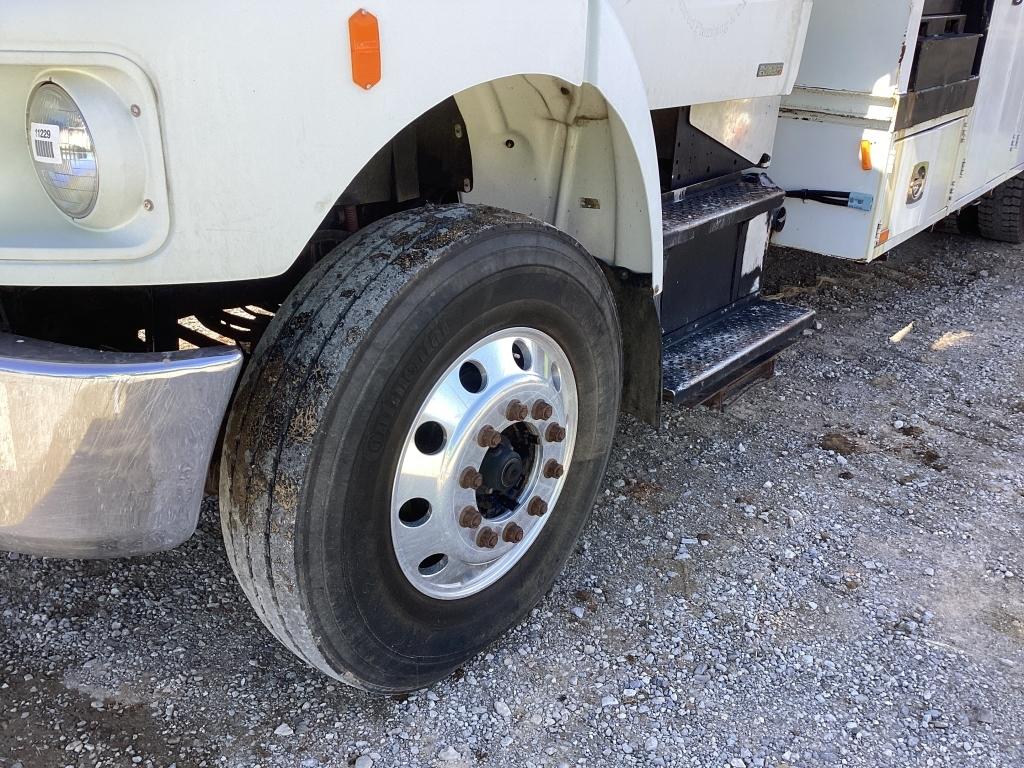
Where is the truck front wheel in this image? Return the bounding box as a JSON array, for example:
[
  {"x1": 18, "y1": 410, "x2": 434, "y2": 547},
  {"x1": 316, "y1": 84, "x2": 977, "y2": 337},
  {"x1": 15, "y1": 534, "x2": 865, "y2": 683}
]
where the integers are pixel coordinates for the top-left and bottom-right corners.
[{"x1": 220, "y1": 205, "x2": 622, "y2": 692}]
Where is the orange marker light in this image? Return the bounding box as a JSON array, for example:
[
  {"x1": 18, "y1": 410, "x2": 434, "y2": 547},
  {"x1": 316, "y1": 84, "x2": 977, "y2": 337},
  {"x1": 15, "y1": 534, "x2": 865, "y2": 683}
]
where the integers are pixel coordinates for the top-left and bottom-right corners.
[
  {"x1": 877, "y1": 228, "x2": 890, "y2": 246},
  {"x1": 860, "y1": 140, "x2": 873, "y2": 171},
  {"x1": 349, "y1": 9, "x2": 381, "y2": 90}
]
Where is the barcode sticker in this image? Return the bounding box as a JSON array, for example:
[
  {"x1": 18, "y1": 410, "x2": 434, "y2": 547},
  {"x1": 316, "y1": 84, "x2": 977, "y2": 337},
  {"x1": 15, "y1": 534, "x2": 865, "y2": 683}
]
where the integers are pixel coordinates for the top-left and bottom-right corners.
[{"x1": 30, "y1": 123, "x2": 62, "y2": 165}]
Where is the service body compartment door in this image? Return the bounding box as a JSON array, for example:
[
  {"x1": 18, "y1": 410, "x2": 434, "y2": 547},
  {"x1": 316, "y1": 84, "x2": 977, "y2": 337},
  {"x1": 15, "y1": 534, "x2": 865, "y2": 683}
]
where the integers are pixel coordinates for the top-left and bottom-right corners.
[
  {"x1": 953, "y1": 0, "x2": 1024, "y2": 205},
  {"x1": 608, "y1": 0, "x2": 813, "y2": 108},
  {"x1": 880, "y1": 117, "x2": 965, "y2": 249},
  {"x1": 772, "y1": 116, "x2": 965, "y2": 261}
]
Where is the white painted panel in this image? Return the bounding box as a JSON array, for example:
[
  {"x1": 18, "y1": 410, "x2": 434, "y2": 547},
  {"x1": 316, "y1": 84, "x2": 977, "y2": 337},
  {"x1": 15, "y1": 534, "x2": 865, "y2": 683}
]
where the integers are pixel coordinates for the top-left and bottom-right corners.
[
  {"x1": 884, "y1": 118, "x2": 964, "y2": 243},
  {"x1": 794, "y1": 0, "x2": 922, "y2": 96},
  {"x1": 607, "y1": 0, "x2": 813, "y2": 108},
  {"x1": 953, "y1": 0, "x2": 1024, "y2": 206},
  {"x1": 0, "y1": 1, "x2": 593, "y2": 285},
  {"x1": 741, "y1": 213, "x2": 770, "y2": 293},
  {"x1": 770, "y1": 117, "x2": 888, "y2": 260},
  {"x1": 691, "y1": 96, "x2": 781, "y2": 165}
]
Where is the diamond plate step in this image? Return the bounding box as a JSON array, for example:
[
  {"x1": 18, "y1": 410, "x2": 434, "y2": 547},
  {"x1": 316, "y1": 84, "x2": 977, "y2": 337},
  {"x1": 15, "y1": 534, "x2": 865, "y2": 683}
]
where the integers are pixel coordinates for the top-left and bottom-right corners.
[
  {"x1": 662, "y1": 299, "x2": 815, "y2": 405},
  {"x1": 663, "y1": 173, "x2": 785, "y2": 250}
]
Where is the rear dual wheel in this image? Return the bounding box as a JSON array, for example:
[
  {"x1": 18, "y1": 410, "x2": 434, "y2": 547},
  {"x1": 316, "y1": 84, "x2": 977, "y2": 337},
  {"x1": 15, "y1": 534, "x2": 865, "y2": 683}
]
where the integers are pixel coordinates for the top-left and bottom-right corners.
[
  {"x1": 977, "y1": 172, "x2": 1024, "y2": 244},
  {"x1": 220, "y1": 205, "x2": 621, "y2": 692}
]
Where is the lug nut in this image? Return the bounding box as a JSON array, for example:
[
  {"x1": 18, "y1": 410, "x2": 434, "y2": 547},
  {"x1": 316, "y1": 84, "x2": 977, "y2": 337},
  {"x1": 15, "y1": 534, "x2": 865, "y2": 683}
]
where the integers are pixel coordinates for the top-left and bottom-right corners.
[
  {"x1": 531, "y1": 400, "x2": 554, "y2": 420},
  {"x1": 503, "y1": 523, "x2": 525, "y2": 543},
  {"x1": 543, "y1": 459, "x2": 565, "y2": 479},
  {"x1": 476, "y1": 527, "x2": 499, "y2": 548},
  {"x1": 459, "y1": 467, "x2": 484, "y2": 489},
  {"x1": 459, "y1": 506, "x2": 482, "y2": 529},
  {"x1": 505, "y1": 399, "x2": 528, "y2": 421},
  {"x1": 545, "y1": 423, "x2": 566, "y2": 443},
  {"x1": 477, "y1": 425, "x2": 502, "y2": 449},
  {"x1": 527, "y1": 497, "x2": 548, "y2": 517}
]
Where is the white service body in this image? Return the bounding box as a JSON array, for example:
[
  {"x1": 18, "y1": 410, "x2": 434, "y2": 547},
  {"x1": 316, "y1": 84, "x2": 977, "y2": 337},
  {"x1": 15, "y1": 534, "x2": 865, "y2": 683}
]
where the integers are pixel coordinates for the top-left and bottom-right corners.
[{"x1": 771, "y1": 0, "x2": 1024, "y2": 260}]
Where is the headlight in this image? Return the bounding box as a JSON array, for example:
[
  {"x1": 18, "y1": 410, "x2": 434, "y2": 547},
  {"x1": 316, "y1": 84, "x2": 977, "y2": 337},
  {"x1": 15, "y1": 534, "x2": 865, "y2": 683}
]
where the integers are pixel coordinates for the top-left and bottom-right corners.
[{"x1": 27, "y1": 83, "x2": 99, "y2": 219}]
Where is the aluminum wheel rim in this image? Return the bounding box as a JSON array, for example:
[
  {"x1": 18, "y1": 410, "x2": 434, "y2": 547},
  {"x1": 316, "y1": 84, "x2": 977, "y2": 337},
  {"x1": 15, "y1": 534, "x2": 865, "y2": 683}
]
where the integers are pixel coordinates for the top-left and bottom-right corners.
[{"x1": 390, "y1": 327, "x2": 579, "y2": 600}]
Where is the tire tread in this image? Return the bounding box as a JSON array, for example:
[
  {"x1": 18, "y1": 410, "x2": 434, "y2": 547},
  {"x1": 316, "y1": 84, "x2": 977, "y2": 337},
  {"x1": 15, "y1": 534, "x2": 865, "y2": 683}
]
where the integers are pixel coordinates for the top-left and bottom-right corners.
[{"x1": 977, "y1": 174, "x2": 1024, "y2": 244}]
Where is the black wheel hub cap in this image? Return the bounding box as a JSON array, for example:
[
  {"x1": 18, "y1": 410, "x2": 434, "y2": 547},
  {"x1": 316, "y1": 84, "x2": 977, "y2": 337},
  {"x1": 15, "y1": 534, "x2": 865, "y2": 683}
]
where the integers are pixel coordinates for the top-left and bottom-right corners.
[
  {"x1": 477, "y1": 427, "x2": 538, "y2": 518},
  {"x1": 480, "y1": 437, "x2": 524, "y2": 494}
]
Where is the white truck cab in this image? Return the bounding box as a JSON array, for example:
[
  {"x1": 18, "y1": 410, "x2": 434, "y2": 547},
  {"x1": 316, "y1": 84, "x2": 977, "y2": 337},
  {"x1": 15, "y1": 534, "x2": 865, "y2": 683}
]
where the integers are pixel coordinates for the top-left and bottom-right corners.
[{"x1": 1, "y1": 1, "x2": 1021, "y2": 692}]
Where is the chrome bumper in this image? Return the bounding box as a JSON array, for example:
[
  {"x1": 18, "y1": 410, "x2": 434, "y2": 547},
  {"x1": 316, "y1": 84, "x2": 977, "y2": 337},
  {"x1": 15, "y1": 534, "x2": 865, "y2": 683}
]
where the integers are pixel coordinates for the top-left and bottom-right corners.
[{"x1": 0, "y1": 333, "x2": 242, "y2": 558}]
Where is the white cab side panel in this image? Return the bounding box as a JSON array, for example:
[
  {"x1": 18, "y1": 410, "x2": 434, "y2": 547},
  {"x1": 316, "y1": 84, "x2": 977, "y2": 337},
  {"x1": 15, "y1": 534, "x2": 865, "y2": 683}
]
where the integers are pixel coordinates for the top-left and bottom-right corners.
[{"x1": 607, "y1": 0, "x2": 813, "y2": 108}]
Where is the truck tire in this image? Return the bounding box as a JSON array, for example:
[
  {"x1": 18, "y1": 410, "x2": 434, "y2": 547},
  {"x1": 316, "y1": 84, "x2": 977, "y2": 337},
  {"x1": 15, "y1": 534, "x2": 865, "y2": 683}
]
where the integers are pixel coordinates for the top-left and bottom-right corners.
[
  {"x1": 977, "y1": 173, "x2": 1024, "y2": 244},
  {"x1": 220, "y1": 205, "x2": 622, "y2": 692}
]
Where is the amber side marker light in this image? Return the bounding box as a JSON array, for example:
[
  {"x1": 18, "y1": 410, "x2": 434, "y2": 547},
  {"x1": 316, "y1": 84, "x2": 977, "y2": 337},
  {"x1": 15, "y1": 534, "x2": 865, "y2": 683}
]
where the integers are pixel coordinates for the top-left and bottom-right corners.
[
  {"x1": 860, "y1": 140, "x2": 874, "y2": 171},
  {"x1": 349, "y1": 9, "x2": 381, "y2": 90}
]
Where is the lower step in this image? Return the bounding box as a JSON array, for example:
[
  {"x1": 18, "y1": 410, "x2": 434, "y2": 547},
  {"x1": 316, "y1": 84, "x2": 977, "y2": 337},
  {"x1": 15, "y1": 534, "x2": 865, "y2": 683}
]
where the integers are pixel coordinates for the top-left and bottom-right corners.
[{"x1": 662, "y1": 299, "x2": 815, "y2": 406}]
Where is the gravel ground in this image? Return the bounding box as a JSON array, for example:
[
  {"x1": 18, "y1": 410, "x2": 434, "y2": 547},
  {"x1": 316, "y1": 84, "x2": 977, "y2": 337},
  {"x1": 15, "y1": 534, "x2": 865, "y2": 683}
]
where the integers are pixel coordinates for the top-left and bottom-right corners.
[{"x1": 2, "y1": 230, "x2": 1023, "y2": 768}]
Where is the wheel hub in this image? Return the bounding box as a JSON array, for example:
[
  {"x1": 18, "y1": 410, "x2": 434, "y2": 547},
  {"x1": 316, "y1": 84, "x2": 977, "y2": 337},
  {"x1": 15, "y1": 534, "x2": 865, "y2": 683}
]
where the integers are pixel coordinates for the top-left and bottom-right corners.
[
  {"x1": 390, "y1": 328, "x2": 578, "y2": 600},
  {"x1": 480, "y1": 437, "x2": 524, "y2": 494}
]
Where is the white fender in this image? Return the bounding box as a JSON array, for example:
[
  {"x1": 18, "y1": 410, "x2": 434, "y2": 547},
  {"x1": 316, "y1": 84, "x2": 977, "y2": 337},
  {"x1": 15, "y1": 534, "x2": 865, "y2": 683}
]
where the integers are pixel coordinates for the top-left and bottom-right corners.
[{"x1": 0, "y1": 1, "x2": 668, "y2": 287}]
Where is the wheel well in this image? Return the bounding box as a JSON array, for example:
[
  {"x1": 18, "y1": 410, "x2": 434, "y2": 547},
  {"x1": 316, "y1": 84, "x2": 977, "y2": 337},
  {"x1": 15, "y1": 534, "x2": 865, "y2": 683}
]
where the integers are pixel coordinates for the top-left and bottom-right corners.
[
  {"x1": 327, "y1": 75, "x2": 662, "y2": 425},
  {"x1": 332, "y1": 75, "x2": 655, "y2": 278}
]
